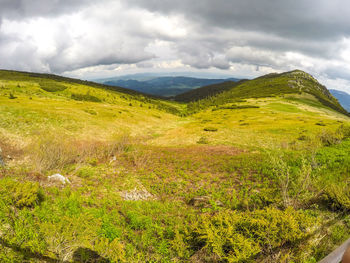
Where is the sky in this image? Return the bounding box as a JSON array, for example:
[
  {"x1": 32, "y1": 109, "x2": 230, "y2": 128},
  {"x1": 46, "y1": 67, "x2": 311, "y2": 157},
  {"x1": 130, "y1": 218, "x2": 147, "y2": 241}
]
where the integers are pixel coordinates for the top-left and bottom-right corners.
[{"x1": 0, "y1": 0, "x2": 350, "y2": 92}]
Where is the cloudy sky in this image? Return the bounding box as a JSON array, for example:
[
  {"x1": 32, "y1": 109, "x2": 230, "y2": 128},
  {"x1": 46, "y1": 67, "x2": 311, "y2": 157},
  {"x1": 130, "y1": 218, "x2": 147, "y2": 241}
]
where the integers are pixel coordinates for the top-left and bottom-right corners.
[{"x1": 1, "y1": 0, "x2": 350, "y2": 92}]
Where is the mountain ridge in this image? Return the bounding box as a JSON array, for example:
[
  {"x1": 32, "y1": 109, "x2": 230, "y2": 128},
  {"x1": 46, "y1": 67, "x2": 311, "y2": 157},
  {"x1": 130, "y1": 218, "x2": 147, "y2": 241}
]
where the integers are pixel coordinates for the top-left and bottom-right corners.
[
  {"x1": 98, "y1": 76, "x2": 240, "y2": 97},
  {"x1": 330, "y1": 89, "x2": 350, "y2": 112}
]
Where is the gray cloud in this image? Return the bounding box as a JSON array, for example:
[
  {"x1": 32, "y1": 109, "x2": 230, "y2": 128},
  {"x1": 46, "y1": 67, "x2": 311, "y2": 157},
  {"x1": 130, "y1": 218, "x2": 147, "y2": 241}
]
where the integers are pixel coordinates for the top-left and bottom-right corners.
[
  {"x1": 0, "y1": 0, "x2": 94, "y2": 19},
  {"x1": 0, "y1": 0, "x2": 350, "y2": 92},
  {"x1": 125, "y1": 0, "x2": 350, "y2": 40}
]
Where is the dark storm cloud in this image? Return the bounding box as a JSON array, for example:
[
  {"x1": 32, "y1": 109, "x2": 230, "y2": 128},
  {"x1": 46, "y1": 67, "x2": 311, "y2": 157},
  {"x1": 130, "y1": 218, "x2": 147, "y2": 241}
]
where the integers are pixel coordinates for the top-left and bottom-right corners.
[
  {"x1": 0, "y1": 0, "x2": 350, "y2": 89},
  {"x1": 125, "y1": 0, "x2": 350, "y2": 40}
]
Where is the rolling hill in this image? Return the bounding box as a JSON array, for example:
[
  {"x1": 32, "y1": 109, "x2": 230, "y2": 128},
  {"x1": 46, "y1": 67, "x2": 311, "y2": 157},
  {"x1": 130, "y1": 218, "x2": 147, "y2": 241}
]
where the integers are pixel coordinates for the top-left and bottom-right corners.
[
  {"x1": 177, "y1": 70, "x2": 349, "y2": 116},
  {"x1": 0, "y1": 69, "x2": 350, "y2": 262}
]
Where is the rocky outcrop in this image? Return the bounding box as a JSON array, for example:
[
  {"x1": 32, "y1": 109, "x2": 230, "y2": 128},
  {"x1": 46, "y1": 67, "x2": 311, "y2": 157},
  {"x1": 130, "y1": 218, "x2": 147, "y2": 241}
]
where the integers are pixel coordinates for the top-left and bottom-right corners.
[{"x1": 48, "y1": 173, "x2": 71, "y2": 184}]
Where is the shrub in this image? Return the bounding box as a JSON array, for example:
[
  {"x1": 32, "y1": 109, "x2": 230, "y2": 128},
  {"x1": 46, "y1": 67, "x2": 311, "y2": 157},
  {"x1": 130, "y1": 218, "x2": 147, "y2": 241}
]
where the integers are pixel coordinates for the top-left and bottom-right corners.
[
  {"x1": 337, "y1": 124, "x2": 350, "y2": 139},
  {"x1": 0, "y1": 179, "x2": 43, "y2": 208},
  {"x1": 8, "y1": 93, "x2": 17, "y2": 99},
  {"x1": 297, "y1": 135, "x2": 309, "y2": 141},
  {"x1": 188, "y1": 207, "x2": 314, "y2": 262},
  {"x1": 39, "y1": 82, "x2": 67, "y2": 92},
  {"x1": 318, "y1": 130, "x2": 342, "y2": 146},
  {"x1": 323, "y1": 184, "x2": 350, "y2": 211},
  {"x1": 77, "y1": 166, "x2": 96, "y2": 179},
  {"x1": 315, "y1": 122, "x2": 326, "y2": 126},
  {"x1": 203, "y1": 127, "x2": 218, "y2": 132},
  {"x1": 84, "y1": 109, "x2": 98, "y2": 115},
  {"x1": 197, "y1": 136, "x2": 209, "y2": 144},
  {"x1": 71, "y1": 93, "x2": 101, "y2": 102},
  {"x1": 94, "y1": 237, "x2": 125, "y2": 262}
]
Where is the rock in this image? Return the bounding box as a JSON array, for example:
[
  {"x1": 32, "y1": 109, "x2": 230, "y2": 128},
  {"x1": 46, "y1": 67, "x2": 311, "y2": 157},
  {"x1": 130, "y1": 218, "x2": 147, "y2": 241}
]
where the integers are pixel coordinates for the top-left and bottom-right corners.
[
  {"x1": 109, "y1": 156, "x2": 117, "y2": 164},
  {"x1": 48, "y1": 173, "x2": 70, "y2": 184},
  {"x1": 121, "y1": 187, "x2": 153, "y2": 201}
]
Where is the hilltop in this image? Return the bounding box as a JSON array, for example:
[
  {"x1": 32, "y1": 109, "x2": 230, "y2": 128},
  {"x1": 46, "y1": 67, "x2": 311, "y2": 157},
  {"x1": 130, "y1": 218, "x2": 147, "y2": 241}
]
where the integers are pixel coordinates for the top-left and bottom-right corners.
[{"x1": 0, "y1": 69, "x2": 350, "y2": 262}]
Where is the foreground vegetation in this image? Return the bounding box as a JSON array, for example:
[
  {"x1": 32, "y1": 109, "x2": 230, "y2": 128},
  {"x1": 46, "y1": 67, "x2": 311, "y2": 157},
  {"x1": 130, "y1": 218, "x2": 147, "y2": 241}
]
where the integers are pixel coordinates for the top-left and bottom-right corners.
[{"x1": 0, "y1": 69, "x2": 350, "y2": 262}]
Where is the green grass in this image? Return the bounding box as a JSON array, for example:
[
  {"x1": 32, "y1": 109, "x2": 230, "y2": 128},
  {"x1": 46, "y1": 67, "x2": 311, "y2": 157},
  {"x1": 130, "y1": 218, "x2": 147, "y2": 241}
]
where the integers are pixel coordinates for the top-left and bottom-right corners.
[{"x1": 0, "y1": 69, "x2": 350, "y2": 262}]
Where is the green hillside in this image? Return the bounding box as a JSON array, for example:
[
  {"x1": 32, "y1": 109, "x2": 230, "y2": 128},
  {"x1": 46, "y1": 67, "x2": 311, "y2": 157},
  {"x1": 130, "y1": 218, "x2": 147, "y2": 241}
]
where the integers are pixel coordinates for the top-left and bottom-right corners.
[
  {"x1": 0, "y1": 69, "x2": 350, "y2": 262},
  {"x1": 178, "y1": 70, "x2": 348, "y2": 116}
]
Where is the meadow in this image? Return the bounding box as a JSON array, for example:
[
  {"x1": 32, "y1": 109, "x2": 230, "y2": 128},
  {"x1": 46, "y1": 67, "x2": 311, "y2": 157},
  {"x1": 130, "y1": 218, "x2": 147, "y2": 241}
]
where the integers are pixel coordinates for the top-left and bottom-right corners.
[{"x1": 0, "y1": 70, "x2": 350, "y2": 262}]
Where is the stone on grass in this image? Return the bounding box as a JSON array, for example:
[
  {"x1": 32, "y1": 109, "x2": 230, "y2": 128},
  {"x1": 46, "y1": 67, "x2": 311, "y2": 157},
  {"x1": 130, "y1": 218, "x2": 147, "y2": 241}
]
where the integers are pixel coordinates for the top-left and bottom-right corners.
[
  {"x1": 121, "y1": 188, "x2": 153, "y2": 201},
  {"x1": 48, "y1": 173, "x2": 70, "y2": 184}
]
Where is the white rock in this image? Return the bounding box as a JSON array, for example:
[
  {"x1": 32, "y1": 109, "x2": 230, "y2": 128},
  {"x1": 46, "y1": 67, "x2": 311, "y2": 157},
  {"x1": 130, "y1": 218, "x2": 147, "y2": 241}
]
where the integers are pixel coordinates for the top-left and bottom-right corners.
[
  {"x1": 121, "y1": 187, "x2": 153, "y2": 201},
  {"x1": 48, "y1": 173, "x2": 70, "y2": 184}
]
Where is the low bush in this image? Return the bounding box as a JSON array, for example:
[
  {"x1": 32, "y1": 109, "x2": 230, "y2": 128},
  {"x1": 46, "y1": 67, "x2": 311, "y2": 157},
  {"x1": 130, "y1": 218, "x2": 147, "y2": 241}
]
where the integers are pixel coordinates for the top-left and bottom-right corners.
[
  {"x1": 203, "y1": 127, "x2": 218, "y2": 132},
  {"x1": 8, "y1": 93, "x2": 17, "y2": 99},
  {"x1": 197, "y1": 136, "x2": 209, "y2": 144},
  {"x1": 212, "y1": 105, "x2": 260, "y2": 111},
  {"x1": 0, "y1": 179, "x2": 43, "y2": 208},
  {"x1": 318, "y1": 130, "x2": 342, "y2": 146},
  {"x1": 71, "y1": 93, "x2": 101, "y2": 102},
  {"x1": 39, "y1": 82, "x2": 67, "y2": 92},
  {"x1": 337, "y1": 124, "x2": 350, "y2": 139},
  {"x1": 188, "y1": 207, "x2": 314, "y2": 262},
  {"x1": 323, "y1": 184, "x2": 350, "y2": 211},
  {"x1": 77, "y1": 166, "x2": 96, "y2": 179}
]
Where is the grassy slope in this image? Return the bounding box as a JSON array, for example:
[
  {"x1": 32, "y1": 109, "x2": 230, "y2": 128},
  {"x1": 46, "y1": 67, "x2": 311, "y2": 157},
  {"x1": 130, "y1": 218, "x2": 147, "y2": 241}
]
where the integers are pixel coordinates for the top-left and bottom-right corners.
[
  {"x1": 181, "y1": 70, "x2": 349, "y2": 116},
  {"x1": 0, "y1": 70, "x2": 350, "y2": 262},
  {"x1": 0, "y1": 70, "x2": 183, "y2": 143}
]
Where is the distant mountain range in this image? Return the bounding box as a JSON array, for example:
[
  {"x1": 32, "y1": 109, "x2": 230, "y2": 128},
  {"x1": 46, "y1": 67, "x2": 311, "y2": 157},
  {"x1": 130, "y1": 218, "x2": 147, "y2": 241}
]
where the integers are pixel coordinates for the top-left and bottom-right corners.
[
  {"x1": 330, "y1": 89, "x2": 350, "y2": 112},
  {"x1": 95, "y1": 76, "x2": 240, "y2": 97}
]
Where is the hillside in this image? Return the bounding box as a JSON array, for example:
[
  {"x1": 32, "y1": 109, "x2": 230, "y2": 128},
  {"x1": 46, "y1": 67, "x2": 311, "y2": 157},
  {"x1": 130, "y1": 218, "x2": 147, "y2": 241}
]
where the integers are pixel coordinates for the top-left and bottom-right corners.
[
  {"x1": 0, "y1": 69, "x2": 350, "y2": 262},
  {"x1": 181, "y1": 70, "x2": 349, "y2": 116},
  {"x1": 330, "y1": 89, "x2": 350, "y2": 112},
  {"x1": 98, "y1": 76, "x2": 239, "y2": 97}
]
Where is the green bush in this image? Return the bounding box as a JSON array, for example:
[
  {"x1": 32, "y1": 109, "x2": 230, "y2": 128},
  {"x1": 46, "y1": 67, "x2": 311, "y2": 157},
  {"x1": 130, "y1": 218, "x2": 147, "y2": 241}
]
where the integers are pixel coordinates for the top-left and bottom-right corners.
[
  {"x1": 71, "y1": 93, "x2": 101, "y2": 102},
  {"x1": 84, "y1": 109, "x2": 98, "y2": 115},
  {"x1": 188, "y1": 207, "x2": 314, "y2": 262},
  {"x1": 337, "y1": 124, "x2": 350, "y2": 139},
  {"x1": 203, "y1": 127, "x2": 218, "y2": 132},
  {"x1": 323, "y1": 184, "x2": 350, "y2": 211},
  {"x1": 197, "y1": 136, "x2": 209, "y2": 144},
  {"x1": 94, "y1": 237, "x2": 125, "y2": 262},
  {"x1": 0, "y1": 179, "x2": 43, "y2": 208},
  {"x1": 77, "y1": 166, "x2": 96, "y2": 179},
  {"x1": 8, "y1": 93, "x2": 17, "y2": 99},
  {"x1": 39, "y1": 82, "x2": 67, "y2": 92},
  {"x1": 318, "y1": 130, "x2": 342, "y2": 146}
]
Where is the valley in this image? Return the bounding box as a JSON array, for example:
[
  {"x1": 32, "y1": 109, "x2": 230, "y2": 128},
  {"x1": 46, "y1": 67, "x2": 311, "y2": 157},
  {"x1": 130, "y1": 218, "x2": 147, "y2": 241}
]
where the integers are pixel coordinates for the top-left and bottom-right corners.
[{"x1": 0, "y1": 69, "x2": 349, "y2": 262}]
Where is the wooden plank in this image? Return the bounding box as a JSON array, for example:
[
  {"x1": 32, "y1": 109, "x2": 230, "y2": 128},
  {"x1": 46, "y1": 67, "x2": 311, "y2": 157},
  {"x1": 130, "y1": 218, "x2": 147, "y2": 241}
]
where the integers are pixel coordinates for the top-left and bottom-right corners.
[{"x1": 318, "y1": 238, "x2": 350, "y2": 263}]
